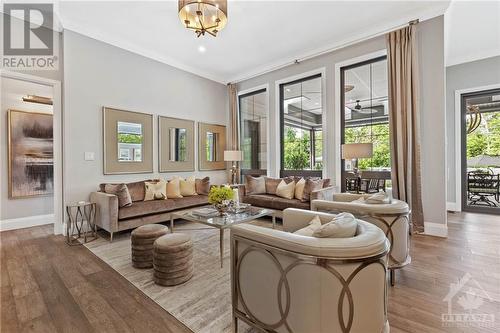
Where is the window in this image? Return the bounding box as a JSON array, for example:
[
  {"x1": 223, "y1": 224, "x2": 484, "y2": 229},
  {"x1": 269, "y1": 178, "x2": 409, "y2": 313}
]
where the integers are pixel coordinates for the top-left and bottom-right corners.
[
  {"x1": 341, "y1": 57, "x2": 390, "y2": 190},
  {"x1": 239, "y1": 89, "x2": 267, "y2": 175},
  {"x1": 280, "y1": 74, "x2": 323, "y2": 177}
]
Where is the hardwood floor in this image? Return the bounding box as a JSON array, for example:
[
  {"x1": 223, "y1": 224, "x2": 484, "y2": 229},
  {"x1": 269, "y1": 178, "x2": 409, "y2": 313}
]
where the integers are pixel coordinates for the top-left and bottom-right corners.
[{"x1": 1, "y1": 212, "x2": 499, "y2": 332}]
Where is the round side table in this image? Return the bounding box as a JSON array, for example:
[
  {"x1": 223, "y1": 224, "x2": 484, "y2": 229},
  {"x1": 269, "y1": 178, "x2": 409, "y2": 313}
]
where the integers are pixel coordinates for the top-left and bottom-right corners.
[{"x1": 66, "y1": 202, "x2": 97, "y2": 245}]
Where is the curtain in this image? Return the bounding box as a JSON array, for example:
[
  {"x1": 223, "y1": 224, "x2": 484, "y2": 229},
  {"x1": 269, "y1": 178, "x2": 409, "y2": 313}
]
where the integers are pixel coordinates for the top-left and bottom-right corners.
[
  {"x1": 386, "y1": 24, "x2": 424, "y2": 233},
  {"x1": 228, "y1": 83, "x2": 240, "y2": 181}
]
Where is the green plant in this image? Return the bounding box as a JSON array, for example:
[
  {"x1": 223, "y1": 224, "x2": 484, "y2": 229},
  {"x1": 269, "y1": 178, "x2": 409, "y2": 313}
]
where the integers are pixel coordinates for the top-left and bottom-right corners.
[{"x1": 208, "y1": 186, "x2": 234, "y2": 205}]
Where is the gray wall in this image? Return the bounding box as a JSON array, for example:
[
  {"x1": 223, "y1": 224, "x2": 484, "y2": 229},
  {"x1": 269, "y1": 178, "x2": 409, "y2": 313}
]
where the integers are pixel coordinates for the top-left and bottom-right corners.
[
  {"x1": 62, "y1": 30, "x2": 228, "y2": 206},
  {"x1": 237, "y1": 16, "x2": 447, "y2": 225},
  {"x1": 446, "y1": 56, "x2": 500, "y2": 204}
]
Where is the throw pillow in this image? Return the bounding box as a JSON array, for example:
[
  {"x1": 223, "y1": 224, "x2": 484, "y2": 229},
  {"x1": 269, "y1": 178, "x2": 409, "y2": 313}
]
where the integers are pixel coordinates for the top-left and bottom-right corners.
[
  {"x1": 195, "y1": 177, "x2": 210, "y2": 195},
  {"x1": 312, "y1": 213, "x2": 358, "y2": 238},
  {"x1": 365, "y1": 191, "x2": 392, "y2": 204},
  {"x1": 294, "y1": 178, "x2": 306, "y2": 200},
  {"x1": 245, "y1": 175, "x2": 266, "y2": 195},
  {"x1": 144, "y1": 180, "x2": 167, "y2": 201},
  {"x1": 180, "y1": 176, "x2": 197, "y2": 196},
  {"x1": 301, "y1": 178, "x2": 324, "y2": 202},
  {"x1": 104, "y1": 183, "x2": 132, "y2": 207},
  {"x1": 294, "y1": 215, "x2": 322, "y2": 237},
  {"x1": 166, "y1": 177, "x2": 183, "y2": 198},
  {"x1": 276, "y1": 180, "x2": 295, "y2": 200}
]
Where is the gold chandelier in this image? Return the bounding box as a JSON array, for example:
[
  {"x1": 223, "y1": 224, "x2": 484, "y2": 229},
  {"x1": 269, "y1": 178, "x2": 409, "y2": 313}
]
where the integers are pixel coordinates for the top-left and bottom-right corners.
[{"x1": 178, "y1": 0, "x2": 228, "y2": 38}]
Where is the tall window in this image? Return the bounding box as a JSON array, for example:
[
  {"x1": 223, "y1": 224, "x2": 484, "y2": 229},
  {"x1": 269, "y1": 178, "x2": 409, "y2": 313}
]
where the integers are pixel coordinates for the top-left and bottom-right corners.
[
  {"x1": 341, "y1": 57, "x2": 390, "y2": 189},
  {"x1": 280, "y1": 74, "x2": 323, "y2": 177},
  {"x1": 239, "y1": 89, "x2": 267, "y2": 176}
]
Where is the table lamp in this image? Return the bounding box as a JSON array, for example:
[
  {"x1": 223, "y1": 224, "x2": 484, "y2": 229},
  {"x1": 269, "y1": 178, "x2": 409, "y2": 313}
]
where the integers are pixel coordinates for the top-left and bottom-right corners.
[
  {"x1": 224, "y1": 150, "x2": 243, "y2": 184},
  {"x1": 341, "y1": 143, "x2": 373, "y2": 178}
]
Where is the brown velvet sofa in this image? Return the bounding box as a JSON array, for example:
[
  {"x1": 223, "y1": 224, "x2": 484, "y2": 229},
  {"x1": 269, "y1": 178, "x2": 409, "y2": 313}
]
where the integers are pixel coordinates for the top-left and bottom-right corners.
[
  {"x1": 239, "y1": 176, "x2": 336, "y2": 217},
  {"x1": 90, "y1": 178, "x2": 210, "y2": 241}
]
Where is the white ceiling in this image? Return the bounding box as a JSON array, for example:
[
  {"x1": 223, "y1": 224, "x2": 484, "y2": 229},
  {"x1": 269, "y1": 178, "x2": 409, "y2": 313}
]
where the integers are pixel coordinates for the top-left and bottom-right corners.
[{"x1": 57, "y1": 1, "x2": 451, "y2": 84}]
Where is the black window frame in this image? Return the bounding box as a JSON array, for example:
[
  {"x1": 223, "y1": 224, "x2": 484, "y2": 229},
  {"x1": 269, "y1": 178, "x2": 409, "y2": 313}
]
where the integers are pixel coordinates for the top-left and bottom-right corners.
[{"x1": 279, "y1": 73, "x2": 323, "y2": 178}]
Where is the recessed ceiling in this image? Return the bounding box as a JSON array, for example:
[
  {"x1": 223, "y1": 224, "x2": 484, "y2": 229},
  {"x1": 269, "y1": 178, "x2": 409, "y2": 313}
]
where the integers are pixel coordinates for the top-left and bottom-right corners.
[{"x1": 58, "y1": 1, "x2": 451, "y2": 84}]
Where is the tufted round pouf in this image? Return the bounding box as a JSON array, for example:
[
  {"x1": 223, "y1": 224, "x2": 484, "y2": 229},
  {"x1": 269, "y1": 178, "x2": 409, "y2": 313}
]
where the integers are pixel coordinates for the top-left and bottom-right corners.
[
  {"x1": 131, "y1": 224, "x2": 169, "y2": 269},
  {"x1": 153, "y1": 233, "x2": 194, "y2": 286}
]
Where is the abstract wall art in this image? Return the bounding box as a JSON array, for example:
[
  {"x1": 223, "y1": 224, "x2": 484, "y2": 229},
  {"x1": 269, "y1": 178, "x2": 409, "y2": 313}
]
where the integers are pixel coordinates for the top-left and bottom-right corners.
[{"x1": 8, "y1": 109, "x2": 54, "y2": 198}]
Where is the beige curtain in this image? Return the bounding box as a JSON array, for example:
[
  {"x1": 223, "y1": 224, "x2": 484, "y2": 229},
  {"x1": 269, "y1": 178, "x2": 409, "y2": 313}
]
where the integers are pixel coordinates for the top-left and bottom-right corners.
[
  {"x1": 386, "y1": 24, "x2": 424, "y2": 233},
  {"x1": 228, "y1": 83, "x2": 240, "y2": 181}
]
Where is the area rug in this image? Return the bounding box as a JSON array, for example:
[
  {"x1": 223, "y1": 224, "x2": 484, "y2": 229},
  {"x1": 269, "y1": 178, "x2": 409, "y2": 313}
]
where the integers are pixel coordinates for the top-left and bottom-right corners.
[{"x1": 84, "y1": 219, "x2": 272, "y2": 333}]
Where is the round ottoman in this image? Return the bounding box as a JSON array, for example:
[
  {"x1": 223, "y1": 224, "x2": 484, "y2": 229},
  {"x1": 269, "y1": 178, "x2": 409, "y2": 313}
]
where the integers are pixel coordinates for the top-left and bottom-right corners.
[
  {"x1": 153, "y1": 233, "x2": 194, "y2": 286},
  {"x1": 131, "y1": 224, "x2": 169, "y2": 268}
]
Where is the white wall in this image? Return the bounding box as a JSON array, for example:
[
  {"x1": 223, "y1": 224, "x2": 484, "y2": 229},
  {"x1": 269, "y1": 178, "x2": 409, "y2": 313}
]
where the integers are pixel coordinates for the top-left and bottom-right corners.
[
  {"x1": 62, "y1": 30, "x2": 228, "y2": 206},
  {"x1": 237, "y1": 16, "x2": 447, "y2": 227},
  {"x1": 446, "y1": 56, "x2": 500, "y2": 206}
]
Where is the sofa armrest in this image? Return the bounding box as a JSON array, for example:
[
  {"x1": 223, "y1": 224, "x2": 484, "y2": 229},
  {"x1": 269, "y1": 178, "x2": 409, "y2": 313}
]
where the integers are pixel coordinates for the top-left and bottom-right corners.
[
  {"x1": 310, "y1": 186, "x2": 337, "y2": 201},
  {"x1": 237, "y1": 184, "x2": 246, "y2": 199},
  {"x1": 282, "y1": 208, "x2": 337, "y2": 233},
  {"x1": 331, "y1": 193, "x2": 368, "y2": 202},
  {"x1": 90, "y1": 192, "x2": 119, "y2": 233}
]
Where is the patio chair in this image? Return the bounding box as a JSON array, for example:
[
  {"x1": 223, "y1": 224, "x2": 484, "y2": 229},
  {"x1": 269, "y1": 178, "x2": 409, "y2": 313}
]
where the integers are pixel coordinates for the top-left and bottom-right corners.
[{"x1": 467, "y1": 172, "x2": 500, "y2": 207}]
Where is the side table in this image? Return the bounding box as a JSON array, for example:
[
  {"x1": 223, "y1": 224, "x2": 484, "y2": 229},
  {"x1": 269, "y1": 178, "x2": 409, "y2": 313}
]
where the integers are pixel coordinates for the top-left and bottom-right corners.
[{"x1": 66, "y1": 202, "x2": 97, "y2": 245}]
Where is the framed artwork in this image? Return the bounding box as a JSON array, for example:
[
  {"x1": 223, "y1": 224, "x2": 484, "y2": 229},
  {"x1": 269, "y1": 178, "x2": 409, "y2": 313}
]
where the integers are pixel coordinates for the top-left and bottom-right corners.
[
  {"x1": 8, "y1": 109, "x2": 54, "y2": 198},
  {"x1": 198, "y1": 122, "x2": 226, "y2": 171},
  {"x1": 158, "y1": 116, "x2": 195, "y2": 172},
  {"x1": 103, "y1": 107, "x2": 153, "y2": 174}
]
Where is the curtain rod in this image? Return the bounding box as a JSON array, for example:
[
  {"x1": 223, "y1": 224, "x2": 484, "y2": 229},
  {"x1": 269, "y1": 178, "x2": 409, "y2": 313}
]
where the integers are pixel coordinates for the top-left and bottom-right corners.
[{"x1": 229, "y1": 19, "x2": 419, "y2": 85}]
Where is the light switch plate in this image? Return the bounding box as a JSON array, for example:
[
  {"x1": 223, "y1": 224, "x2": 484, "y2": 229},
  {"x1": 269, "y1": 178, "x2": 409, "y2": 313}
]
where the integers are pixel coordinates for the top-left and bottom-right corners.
[{"x1": 84, "y1": 152, "x2": 95, "y2": 161}]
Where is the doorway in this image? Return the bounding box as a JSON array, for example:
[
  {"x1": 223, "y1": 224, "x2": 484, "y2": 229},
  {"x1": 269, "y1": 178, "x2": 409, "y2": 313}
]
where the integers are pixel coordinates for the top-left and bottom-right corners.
[{"x1": 461, "y1": 88, "x2": 500, "y2": 214}]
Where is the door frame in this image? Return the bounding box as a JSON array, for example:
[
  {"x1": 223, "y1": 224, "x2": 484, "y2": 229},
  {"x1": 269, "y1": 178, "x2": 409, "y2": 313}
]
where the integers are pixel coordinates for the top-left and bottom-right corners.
[
  {"x1": 1, "y1": 70, "x2": 64, "y2": 234},
  {"x1": 454, "y1": 83, "x2": 500, "y2": 213}
]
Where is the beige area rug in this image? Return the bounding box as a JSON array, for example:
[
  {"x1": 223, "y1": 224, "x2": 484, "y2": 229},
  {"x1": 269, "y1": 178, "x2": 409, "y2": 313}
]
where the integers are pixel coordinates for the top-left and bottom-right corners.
[{"x1": 84, "y1": 219, "x2": 273, "y2": 333}]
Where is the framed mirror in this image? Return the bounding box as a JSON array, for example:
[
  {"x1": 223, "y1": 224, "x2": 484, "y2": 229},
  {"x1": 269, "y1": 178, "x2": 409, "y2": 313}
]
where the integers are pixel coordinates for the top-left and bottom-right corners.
[
  {"x1": 159, "y1": 116, "x2": 194, "y2": 172},
  {"x1": 199, "y1": 122, "x2": 226, "y2": 170},
  {"x1": 103, "y1": 107, "x2": 153, "y2": 174}
]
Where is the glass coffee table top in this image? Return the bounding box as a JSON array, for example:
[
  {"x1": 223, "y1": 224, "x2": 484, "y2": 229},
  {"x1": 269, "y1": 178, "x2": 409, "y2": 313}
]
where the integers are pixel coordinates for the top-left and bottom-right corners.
[{"x1": 181, "y1": 206, "x2": 273, "y2": 228}]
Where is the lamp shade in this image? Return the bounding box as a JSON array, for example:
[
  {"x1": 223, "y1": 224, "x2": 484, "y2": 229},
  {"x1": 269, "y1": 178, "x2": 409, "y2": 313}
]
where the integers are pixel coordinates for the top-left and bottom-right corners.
[
  {"x1": 224, "y1": 150, "x2": 243, "y2": 161},
  {"x1": 341, "y1": 143, "x2": 373, "y2": 159}
]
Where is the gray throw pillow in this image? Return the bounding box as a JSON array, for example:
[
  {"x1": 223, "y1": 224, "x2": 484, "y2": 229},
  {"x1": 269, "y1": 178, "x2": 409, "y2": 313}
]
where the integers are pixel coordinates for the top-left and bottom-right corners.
[
  {"x1": 245, "y1": 175, "x2": 266, "y2": 195},
  {"x1": 104, "y1": 183, "x2": 132, "y2": 207}
]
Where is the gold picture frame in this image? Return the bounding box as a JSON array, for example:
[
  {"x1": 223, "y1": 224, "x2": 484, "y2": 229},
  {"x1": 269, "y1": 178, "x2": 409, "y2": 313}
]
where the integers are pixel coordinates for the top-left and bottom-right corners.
[{"x1": 103, "y1": 107, "x2": 153, "y2": 174}]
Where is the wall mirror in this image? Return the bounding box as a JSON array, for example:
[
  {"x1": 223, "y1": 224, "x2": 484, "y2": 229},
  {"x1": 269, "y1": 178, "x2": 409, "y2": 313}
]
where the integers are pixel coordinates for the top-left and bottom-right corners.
[
  {"x1": 159, "y1": 116, "x2": 194, "y2": 172},
  {"x1": 117, "y1": 121, "x2": 143, "y2": 162},
  {"x1": 199, "y1": 122, "x2": 226, "y2": 170},
  {"x1": 103, "y1": 107, "x2": 153, "y2": 174}
]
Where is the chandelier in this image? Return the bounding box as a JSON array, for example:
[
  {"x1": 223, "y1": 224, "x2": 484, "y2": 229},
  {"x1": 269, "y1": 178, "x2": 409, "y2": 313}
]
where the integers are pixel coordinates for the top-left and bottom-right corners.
[{"x1": 178, "y1": 0, "x2": 228, "y2": 38}]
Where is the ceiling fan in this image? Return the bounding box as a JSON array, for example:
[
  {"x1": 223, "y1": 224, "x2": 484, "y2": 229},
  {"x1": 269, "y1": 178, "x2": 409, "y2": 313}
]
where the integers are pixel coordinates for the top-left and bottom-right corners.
[{"x1": 350, "y1": 100, "x2": 378, "y2": 114}]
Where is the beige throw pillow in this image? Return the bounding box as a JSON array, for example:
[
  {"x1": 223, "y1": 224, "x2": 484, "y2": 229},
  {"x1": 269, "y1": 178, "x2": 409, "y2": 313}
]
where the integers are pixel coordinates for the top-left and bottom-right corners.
[
  {"x1": 104, "y1": 183, "x2": 132, "y2": 207},
  {"x1": 294, "y1": 215, "x2": 322, "y2": 237},
  {"x1": 166, "y1": 177, "x2": 183, "y2": 198},
  {"x1": 294, "y1": 178, "x2": 306, "y2": 200},
  {"x1": 276, "y1": 180, "x2": 295, "y2": 200},
  {"x1": 312, "y1": 213, "x2": 358, "y2": 238},
  {"x1": 180, "y1": 176, "x2": 197, "y2": 196},
  {"x1": 144, "y1": 180, "x2": 167, "y2": 201}
]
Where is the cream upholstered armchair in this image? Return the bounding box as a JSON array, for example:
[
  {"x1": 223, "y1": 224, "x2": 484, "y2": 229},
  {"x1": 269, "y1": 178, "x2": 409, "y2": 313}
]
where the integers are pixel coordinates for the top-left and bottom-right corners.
[
  {"x1": 311, "y1": 193, "x2": 410, "y2": 286},
  {"x1": 230, "y1": 208, "x2": 390, "y2": 333}
]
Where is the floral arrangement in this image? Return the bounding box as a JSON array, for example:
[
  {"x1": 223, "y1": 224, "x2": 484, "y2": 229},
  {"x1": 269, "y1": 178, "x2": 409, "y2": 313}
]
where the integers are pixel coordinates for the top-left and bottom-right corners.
[{"x1": 208, "y1": 186, "x2": 234, "y2": 205}]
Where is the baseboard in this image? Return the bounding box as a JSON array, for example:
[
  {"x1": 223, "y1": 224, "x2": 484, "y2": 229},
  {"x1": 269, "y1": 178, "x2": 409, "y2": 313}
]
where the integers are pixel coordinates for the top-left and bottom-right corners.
[
  {"x1": 0, "y1": 214, "x2": 54, "y2": 232},
  {"x1": 446, "y1": 201, "x2": 460, "y2": 212},
  {"x1": 423, "y1": 222, "x2": 448, "y2": 238}
]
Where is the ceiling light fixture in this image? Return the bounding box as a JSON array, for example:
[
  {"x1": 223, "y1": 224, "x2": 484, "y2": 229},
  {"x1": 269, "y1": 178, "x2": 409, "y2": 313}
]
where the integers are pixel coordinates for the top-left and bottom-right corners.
[
  {"x1": 198, "y1": 45, "x2": 206, "y2": 53},
  {"x1": 178, "y1": 0, "x2": 227, "y2": 38}
]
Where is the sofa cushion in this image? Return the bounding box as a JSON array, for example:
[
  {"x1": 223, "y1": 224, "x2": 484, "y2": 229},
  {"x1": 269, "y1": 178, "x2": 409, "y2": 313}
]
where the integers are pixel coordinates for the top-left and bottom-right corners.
[
  {"x1": 100, "y1": 180, "x2": 148, "y2": 202},
  {"x1": 264, "y1": 177, "x2": 294, "y2": 195},
  {"x1": 195, "y1": 177, "x2": 210, "y2": 195},
  {"x1": 169, "y1": 195, "x2": 208, "y2": 210},
  {"x1": 119, "y1": 199, "x2": 177, "y2": 220},
  {"x1": 104, "y1": 184, "x2": 132, "y2": 208},
  {"x1": 242, "y1": 194, "x2": 309, "y2": 211}
]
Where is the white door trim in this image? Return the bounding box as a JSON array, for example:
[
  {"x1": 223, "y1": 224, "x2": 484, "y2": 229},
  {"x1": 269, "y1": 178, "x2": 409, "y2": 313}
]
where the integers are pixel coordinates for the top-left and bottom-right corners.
[
  {"x1": 453, "y1": 83, "x2": 500, "y2": 212},
  {"x1": 237, "y1": 84, "x2": 271, "y2": 175},
  {"x1": 0, "y1": 70, "x2": 64, "y2": 235},
  {"x1": 333, "y1": 49, "x2": 387, "y2": 188}
]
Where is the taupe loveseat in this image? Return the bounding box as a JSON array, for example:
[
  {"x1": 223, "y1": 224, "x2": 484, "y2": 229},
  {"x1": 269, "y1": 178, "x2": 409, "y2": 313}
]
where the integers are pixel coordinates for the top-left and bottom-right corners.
[{"x1": 90, "y1": 178, "x2": 210, "y2": 241}]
